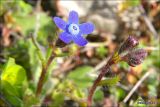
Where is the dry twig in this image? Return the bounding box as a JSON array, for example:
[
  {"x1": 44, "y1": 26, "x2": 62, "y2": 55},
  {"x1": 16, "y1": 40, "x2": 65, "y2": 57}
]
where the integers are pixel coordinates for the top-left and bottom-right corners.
[{"x1": 123, "y1": 68, "x2": 154, "y2": 103}]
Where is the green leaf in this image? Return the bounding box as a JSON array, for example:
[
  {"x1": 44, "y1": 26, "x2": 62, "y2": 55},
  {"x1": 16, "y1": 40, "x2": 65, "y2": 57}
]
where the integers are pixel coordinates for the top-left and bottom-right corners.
[
  {"x1": 129, "y1": 0, "x2": 140, "y2": 7},
  {"x1": 1, "y1": 58, "x2": 26, "y2": 86},
  {"x1": 119, "y1": 61, "x2": 129, "y2": 69},
  {"x1": 125, "y1": 0, "x2": 140, "y2": 7},
  {"x1": 133, "y1": 97, "x2": 147, "y2": 107},
  {"x1": 67, "y1": 66, "x2": 94, "y2": 88},
  {"x1": 94, "y1": 89, "x2": 103, "y2": 101},
  {"x1": 3, "y1": 58, "x2": 15, "y2": 71},
  {"x1": 13, "y1": 14, "x2": 35, "y2": 35},
  {"x1": 112, "y1": 87, "x2": 125, "y2": 101},
  {"x1": 5, "y1": 95, "x2": 23, "y2": 107},
  {"x1": 18, "y1": 1, "x2": 32, "y2": 16},
  {"x1": 14, "y1": 11, "x2": 55, "y2": 39},
  {"x1": 98, "y1": 75, "x2": 120, "y2": 86},
  {"x1": 119, "y1": 0, "x2": 140, "y2": 12},
  {"x1": 1, "y1": 58, "x2": 27, "y2": 106},
  {"x1": 52, "y1": 92, "x2": 65, "y2": 107},
  {"x1": 68, "y1": 66, "x2": 93, "y2": 79},
  {"x1": 96, "y1": 46, "x2": 107, "y2": 58},
  {"x1": 1, "y1": 81, "x2": 19, "y2": 97}
]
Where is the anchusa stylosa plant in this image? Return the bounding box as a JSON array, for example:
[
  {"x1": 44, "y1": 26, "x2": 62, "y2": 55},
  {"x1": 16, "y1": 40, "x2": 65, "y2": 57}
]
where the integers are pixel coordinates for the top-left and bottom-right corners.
[{"x1": 36, "y1": 10, "x2": 147, "y2": 107}]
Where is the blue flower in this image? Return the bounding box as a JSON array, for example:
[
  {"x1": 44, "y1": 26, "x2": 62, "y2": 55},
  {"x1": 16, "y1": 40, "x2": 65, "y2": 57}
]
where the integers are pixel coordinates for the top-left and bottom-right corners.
[{"x1": 53, "y1": 11, "x2": 95, "y2": 46}]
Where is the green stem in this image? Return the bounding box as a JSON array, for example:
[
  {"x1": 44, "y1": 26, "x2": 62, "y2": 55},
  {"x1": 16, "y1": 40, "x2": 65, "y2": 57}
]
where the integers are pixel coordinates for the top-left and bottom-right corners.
[{"x1": 31, "y1": 35, "x2": 45, "y2": 65}]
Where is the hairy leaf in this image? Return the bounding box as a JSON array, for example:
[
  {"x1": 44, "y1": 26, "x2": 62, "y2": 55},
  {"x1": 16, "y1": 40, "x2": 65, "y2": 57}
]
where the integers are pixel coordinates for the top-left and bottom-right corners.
[{"x1": 98, "y1": 75, "x2": 120, "y2": 86}]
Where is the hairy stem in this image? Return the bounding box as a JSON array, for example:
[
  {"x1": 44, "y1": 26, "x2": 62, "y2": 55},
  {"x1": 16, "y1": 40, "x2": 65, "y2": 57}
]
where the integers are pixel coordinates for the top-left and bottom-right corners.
[
  {"x1": 36, "y1": 53, "x2": 55, "y2": 96},
  {"x1": 36, "y1": 65, "x2": 46, "y2": 96},
  {"x1": 87, "y1": 63, "x2": 110, "y2": 107}
]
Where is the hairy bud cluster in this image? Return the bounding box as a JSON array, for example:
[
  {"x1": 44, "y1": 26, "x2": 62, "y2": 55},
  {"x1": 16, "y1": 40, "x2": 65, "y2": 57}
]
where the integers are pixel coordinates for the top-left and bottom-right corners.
[
  {"x1": 117, "y1": 36, "x2": 148, "y2": 67},
  {"x1": 122, "y1": 49, "x2": 147, "y2": 67}
]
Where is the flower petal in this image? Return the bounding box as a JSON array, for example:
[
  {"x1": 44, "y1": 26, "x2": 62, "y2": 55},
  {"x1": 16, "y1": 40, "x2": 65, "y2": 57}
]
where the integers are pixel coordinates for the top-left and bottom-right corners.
[
  {"x1": 59, "y1": 32, "x2": 72, "y2": 44},
  {"x1": 72, "y1": 34, "x2": 88, "y2": 46},
  {"x1": 53, "y1": 17, "x2": 67, "y2": 30},
  {"x1": 79, "y1": 22, "x2": 94, "y2": 34},
  {"x1": 68, "y1": 11, "x2": 79, "y2": 24}
]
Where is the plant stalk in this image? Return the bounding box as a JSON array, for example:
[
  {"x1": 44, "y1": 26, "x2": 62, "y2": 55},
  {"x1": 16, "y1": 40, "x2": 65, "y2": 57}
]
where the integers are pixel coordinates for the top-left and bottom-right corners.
[
  {"x1": 87, "y1": 63, "x2": 110, "y2": 107},
  {"x1": 36, "y1": 53, "x2": 55, "y2": 96}
]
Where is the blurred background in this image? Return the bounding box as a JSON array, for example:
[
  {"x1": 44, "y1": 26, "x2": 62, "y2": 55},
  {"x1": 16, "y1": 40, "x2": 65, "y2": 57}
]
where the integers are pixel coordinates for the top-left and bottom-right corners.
[{"x1": 0, "y1": 0, "x2": 160, "y2": 107}]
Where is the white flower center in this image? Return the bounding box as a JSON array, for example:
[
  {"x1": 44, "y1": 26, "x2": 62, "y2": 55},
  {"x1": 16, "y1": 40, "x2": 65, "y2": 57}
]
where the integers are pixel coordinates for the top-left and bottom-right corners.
[{"x1": 68, "y1": 24, "x2": 79, "y2": 35}]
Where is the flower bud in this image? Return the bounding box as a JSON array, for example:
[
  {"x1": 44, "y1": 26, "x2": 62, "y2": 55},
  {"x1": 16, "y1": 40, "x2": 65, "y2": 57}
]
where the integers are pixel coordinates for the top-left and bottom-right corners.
[
  {"x1": 122, "y1": 49, "x2": 147, "y2": 67},
  {"x1": 119, "y1": 36, "x2": 139, "y2": 54}
]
